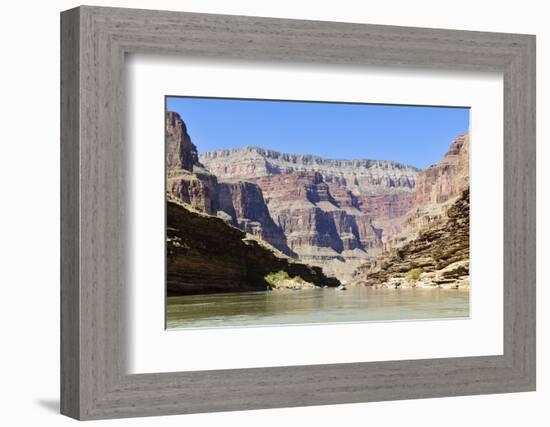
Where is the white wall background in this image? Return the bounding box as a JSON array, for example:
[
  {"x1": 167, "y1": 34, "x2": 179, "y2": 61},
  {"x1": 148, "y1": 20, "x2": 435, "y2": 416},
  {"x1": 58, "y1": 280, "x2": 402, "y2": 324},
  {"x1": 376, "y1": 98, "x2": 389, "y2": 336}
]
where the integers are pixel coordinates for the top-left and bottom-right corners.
[{"x1": 0, "y1": 1, "x2": 546, "y2": 425}]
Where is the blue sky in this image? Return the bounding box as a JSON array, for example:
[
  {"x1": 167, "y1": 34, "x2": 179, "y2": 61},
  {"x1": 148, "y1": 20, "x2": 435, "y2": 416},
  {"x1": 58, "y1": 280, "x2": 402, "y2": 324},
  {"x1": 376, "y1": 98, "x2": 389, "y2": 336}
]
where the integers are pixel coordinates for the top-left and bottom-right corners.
[{"x1": 166, "y1": 96, "x2": 469, "y2": 169}]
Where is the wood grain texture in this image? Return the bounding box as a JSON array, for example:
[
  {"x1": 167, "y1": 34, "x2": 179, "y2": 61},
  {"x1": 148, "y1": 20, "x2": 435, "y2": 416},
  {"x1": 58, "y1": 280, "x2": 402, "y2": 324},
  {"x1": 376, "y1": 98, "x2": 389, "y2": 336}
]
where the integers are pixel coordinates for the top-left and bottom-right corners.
[
  {"x1": 60, "y1": 6, "x2": 536, "y2": 420},
  {"x1": 60, "y1": 7, "x2": 80, "y2": 419}
]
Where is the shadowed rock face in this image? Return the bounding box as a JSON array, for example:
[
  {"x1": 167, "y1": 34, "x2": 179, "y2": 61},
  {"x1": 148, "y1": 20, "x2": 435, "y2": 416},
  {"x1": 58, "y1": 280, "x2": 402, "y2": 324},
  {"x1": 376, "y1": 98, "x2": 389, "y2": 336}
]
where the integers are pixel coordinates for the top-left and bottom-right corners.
[
  {"x1": 166, "y1": 198, "x2": 340, "y2": 295},
  {"x1": 215, "y1": 180, "x2": 293, "y2": 256}
]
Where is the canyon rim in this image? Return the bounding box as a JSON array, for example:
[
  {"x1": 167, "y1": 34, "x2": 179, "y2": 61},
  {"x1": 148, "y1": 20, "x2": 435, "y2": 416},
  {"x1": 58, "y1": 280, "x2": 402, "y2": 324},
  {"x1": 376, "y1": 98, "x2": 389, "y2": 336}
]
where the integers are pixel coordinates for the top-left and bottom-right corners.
[{"x1": 165, "y1": 97, "x2": 470, "y2": 329}]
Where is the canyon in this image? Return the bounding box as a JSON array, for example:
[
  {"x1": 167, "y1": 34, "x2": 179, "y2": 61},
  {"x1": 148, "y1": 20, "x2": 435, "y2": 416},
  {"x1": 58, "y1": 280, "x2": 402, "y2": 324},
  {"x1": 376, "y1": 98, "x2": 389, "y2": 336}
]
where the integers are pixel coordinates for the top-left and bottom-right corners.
[
  {"x1": 351, "y1": 133, "x2": 470, "y2": 288},
  {"x1": 199, "y1": 140, "x2": 420, "y2": 278},
  {"x1": 166, "y1": 110, "x2": 470, "y2": 291},
  {"x1": 166, "y1": 111, "x2": 293, "y2": 256},
  {"x1": 352, "y1": 188, "x2": 470, "y2": 289},
  {"x1": 167, "y1": 196, "x2": 339, "y2": 295}
]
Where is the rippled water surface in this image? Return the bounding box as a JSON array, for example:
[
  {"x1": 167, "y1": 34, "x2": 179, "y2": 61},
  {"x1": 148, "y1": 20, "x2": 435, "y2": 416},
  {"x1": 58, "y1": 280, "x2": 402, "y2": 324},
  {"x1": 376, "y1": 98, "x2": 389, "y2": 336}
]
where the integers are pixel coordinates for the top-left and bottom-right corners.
[{"x1": 167, "y1": 286, "x2": 469, "y2": 329}]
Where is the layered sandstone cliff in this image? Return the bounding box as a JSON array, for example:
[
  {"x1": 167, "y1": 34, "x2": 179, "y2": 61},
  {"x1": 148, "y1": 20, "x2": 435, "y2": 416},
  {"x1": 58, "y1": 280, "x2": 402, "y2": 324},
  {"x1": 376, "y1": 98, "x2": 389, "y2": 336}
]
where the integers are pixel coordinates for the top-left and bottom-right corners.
[
  {"x1": 215, "y1": 180, "x2": 293, "y2": 256},
  {"x1": 392, "y1": 133, "x2": 470, "y2": 247},
  {"x1": 167, "y1": 197, "x2": 340, "y2": 295},
  {"x1": 166, "y1": 111, "x2": 292, "y2": 255},
  {"x1": 352, "y1": 133, "x2": 470, "y2": 288},
  {"x1": 167, "y1": 109, "x2": 469, "y2": 287},
  {"x1": 166, "y1": 111, "x2": 200, "y2": 172},
  {"x1": 414, "y1": 133, "x2": 469, "y2": 205},
  {"x1": 200, "y1": 146, "x2": 419, "y2": 194},
  {"x1": 166, "y1": 111, "x2": 217, "y2": 212},
  {"x1": 251, "y1": 171, "x2": 382, "y2": 278},
  {"x1": 199, "y1": 146, "x2": 421, "y2": 278},
  {"x1": 352, "y1": 188, "x2": 469, "y2": 289}
]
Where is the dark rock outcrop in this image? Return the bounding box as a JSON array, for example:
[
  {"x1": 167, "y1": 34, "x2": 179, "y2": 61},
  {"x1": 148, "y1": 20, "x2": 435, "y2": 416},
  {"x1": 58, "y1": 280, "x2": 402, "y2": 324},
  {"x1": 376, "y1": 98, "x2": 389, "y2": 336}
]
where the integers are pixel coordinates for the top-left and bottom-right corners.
[
  {"x1": 353, "y1": 188, "x2": 469, "y2": 287},
  {"x1": 167, "y1": 198, "x2": 340, "y2": 295}
]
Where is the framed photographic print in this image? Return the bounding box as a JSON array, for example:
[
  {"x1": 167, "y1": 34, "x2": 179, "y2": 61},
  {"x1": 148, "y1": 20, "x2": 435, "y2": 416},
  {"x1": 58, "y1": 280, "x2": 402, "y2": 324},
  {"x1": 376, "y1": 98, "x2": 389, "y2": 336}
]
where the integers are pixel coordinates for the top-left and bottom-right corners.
[
  {"x1": 164, "y1": 97, "x2": 471, "y2": 329},
  {"x1": 61, "y1": 6, "x2": 536, "y2": 420}
]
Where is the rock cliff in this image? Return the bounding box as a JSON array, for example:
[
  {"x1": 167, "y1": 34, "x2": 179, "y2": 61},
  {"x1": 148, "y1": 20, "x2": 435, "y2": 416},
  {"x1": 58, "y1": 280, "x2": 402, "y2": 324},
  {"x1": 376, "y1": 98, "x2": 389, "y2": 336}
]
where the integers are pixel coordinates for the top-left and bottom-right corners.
[
  {"x1": 167, "y1": 110, "x2": 469, "y2": 287},
  {"x1": 414, "y1": 133, "x2": 469, "y2": 205},
  {"x1": 166, "y1": 111, "x2": 201, "y2": 172},
  {"x1": 166, "y1": 111, "x2": 292, "y2": 255},
  {"x1": 200, "y1": 146, "x2": 421, "y2": 279},
  {"x1": 251, "y1": 171, "x2": 381, "y2": 278},
  {"x1": 352, "y1": 188, "x2": 470, "y2": 289},
  {"x1": 215, "y1": 180, "x2": 293, "y2": 256},
  {"x1": 200, "y1": 146, "x2": 419, "y2": 194},
  {"x1": 392, "y1": 133, "x2": 470, "y2": 247},
  {"x1": 351, "y1": 133, "x2": 470, "y2": 288},
  {"x1": 167, "y1": 198, "x2": 340, "y2": 295}
]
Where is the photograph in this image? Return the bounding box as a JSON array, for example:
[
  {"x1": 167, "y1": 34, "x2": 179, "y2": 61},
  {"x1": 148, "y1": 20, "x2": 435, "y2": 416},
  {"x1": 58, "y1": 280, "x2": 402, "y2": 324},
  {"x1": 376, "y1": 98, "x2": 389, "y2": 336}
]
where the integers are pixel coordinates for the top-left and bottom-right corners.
[{"x1": 165, "y1": 96, "x2": 471, "y2": 329}]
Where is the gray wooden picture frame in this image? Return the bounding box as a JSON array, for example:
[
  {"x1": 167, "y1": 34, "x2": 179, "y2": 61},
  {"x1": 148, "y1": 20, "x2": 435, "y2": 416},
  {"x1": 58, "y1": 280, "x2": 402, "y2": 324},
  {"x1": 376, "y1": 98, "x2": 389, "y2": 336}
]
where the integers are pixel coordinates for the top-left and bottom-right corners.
[{"x1": 60, "y1": 5, "x2": 536, "y2": 421}]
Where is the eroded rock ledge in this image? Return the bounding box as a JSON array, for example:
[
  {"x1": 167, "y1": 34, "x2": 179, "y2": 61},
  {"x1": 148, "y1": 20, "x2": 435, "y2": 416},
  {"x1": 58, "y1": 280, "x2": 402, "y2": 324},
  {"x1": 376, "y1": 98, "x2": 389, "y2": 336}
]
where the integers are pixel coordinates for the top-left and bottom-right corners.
[
  {"x1": 352, "y1": 188, "x2": 470, "y2": 289},
  {"x1": 167, "y1": 198, "x2": 341, "y2": 295}
]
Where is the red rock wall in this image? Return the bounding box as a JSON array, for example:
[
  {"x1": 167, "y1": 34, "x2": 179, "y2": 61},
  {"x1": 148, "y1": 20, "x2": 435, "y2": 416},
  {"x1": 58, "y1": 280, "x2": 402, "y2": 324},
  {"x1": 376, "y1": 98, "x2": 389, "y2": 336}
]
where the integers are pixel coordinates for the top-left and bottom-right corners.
[
  {"x1": 252, "y1": 172, "x2": 381, "y2": 261},
  {"x1": 358, "y1": 192, "x2": 416, "y2": 220},
  {"x1": 414, "y1": 133, "x2": 469, "y2": 205}
]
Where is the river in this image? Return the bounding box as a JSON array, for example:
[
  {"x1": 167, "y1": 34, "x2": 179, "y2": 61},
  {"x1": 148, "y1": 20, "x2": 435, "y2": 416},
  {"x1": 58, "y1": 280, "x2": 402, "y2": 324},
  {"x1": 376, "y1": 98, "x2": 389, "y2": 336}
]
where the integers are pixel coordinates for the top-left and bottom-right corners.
[{"x1": 167, "y1": 286, "x2": 469, "y2": 329}]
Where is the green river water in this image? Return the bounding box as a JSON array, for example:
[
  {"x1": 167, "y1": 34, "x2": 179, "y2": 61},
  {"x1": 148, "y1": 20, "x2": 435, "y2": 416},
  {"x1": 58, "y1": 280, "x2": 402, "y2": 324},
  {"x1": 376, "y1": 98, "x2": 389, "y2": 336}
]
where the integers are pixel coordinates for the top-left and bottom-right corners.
[{"x1": 167, "y1": 286, "x2": 469, "y2": 329}]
